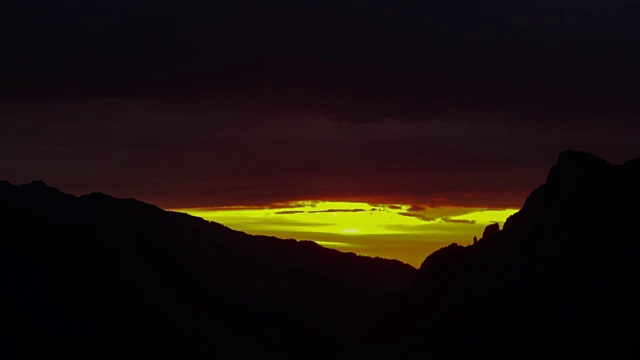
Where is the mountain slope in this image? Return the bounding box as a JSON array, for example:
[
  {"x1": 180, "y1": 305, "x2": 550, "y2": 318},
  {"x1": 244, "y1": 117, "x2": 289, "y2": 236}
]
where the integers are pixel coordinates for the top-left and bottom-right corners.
[
  {"x1": 357, "y1": 150, "x2": 640, "y2": 359},
  {"x1": 0, "y1": 180, "x2": 415, "y2": 359}
]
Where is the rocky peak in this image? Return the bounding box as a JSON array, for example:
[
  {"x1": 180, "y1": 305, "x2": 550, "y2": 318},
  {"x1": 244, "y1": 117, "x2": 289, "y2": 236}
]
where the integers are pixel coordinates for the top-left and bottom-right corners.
[
  {"x1": 364, "y1": 150, "x2": 640, "y2": 359},
  {"x1": 546, "y1": 149, "x2": 612, "y2": 185},
  {"x1": 481, "y1": 222, "x2": 500, "y2": 240}
]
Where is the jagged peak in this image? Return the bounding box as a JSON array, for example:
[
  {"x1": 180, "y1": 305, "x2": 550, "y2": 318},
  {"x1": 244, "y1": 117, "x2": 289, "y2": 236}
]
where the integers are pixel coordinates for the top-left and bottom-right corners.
[
  {"x1": 556, "y1": 150, "x2": 611, "y2": 168},
  {"x1": 20, "y1": 180, "x2": 48, "y2": 188},
  {"x1": 418, "y1": 242, "x2": 465, "y2": 271},
  {"x1": 481, "y1": 222, "x2": 500, "y2": 240},
  {"x1": 14, "y1": 180, "x2": 66, "y2": 196},
  {"x1": 82, "y1": 191, "x2": 114, "y2": 199},
  {"x1": 0, "y1": 180, "x2": 13, "y2": 196},
  {"x1": 546, "y1": 150, "x2": 612, "y2": 185},
  {"x1": 623, "y1": 156, "x2": 640, "y2": 169}
]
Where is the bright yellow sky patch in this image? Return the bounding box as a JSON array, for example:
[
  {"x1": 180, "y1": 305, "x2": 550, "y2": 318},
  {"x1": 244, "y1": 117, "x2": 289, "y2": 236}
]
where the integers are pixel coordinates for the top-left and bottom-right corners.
[{"x1": 171, "y1": 201, "x2": 519, "y2": 268}]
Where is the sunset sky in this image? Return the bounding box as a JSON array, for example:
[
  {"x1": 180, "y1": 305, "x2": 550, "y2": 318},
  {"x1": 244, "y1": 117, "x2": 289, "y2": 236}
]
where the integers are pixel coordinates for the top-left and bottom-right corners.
[
  {"x1": 2, "y1": 1, "x2": 639, "y2": 265},
  {"x1": 173, "y1": 202, "x2": 517, "y2": 267}
]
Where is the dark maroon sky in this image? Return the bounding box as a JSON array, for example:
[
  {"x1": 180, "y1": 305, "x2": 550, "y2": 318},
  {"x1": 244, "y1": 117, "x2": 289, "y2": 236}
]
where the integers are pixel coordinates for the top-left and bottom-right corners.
[{"x1": 2, "y1": 1, "x2": 639, "y2": 209}]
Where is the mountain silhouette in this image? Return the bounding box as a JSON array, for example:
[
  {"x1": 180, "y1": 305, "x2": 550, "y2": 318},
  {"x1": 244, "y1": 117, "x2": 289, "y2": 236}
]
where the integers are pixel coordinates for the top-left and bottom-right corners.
[
  {"x1": 355, "y1": 150, "x2": 640, "y2": 359},
  {"x1": 4, "y1": 150, "x2": 640, "y2": 359},
  {"x1": 0, "y1": 180, "x2": 414, "y2": 359}
]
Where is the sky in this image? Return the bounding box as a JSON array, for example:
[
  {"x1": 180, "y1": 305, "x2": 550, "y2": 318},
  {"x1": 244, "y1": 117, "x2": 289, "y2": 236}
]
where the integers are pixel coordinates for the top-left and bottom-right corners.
[
  {"x1": 2, "y1": 1, "x2": 640, "y2": 265},
  {"x1": 172, "y1": 201, "x2": 517, "y2": 267}
]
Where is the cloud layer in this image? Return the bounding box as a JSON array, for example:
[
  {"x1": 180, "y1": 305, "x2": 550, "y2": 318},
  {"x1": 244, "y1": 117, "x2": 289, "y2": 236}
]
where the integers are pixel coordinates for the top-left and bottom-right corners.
[{"x1": 2, "y1": 1, "x2": 639, "y2": 208}]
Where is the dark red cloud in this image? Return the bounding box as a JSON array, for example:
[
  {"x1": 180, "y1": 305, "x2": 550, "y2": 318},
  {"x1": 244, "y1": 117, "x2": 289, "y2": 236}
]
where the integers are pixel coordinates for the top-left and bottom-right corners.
[
  {"x1": 441, "y1": 218, "x2": 476, "y2": 225},
  {"x1": 308, "y1": 209, "x2": 367, "y2": 213},
  {"x1": 2, "y1": 1, "x2": 639, "y2": 209},
  {"x1": 1, "y1": 93, "x2": 639, "y2": 209},
  {"x1": 397, "y1": 213, "x2": 436, "y2": 222}
]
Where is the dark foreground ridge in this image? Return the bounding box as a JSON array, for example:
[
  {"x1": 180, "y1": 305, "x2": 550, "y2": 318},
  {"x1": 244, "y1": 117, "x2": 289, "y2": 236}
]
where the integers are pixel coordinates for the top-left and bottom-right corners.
[
  {"x1": 3, "y1": 150, "x2": 640, "y2": 359},
  {"x1": 355, "y1": 150, "x2": 640, "y2": 359},
  {"x1": 0, "y1": 180, "x2": 414, "y2": 359}
]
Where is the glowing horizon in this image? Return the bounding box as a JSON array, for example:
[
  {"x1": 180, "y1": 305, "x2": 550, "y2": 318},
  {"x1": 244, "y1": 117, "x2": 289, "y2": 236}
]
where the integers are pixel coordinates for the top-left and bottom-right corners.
[{"x1": 171, "y1": 201, "x2": 519, "y2": 268}]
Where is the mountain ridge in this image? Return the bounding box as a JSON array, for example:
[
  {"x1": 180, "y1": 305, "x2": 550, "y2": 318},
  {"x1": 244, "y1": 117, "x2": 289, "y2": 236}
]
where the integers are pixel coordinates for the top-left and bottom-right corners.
[
  {"x1": 356, "y1": 149, "x2": 640, "y2": 359},
  {"x1": 3, "y1": 149, "x2": 640, "y2": 359},
  {"x1": 0, "y1": 179, "x2": 415, "y2": 359}
]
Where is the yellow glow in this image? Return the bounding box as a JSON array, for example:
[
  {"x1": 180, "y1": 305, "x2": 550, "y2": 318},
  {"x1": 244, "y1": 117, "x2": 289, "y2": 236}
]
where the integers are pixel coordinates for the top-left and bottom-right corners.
[
  {"x1": 341, "y1": 228, "x2": 361, "y2": 234},
  {"x1": 170, "y1": 201, "x2": 519, "y2": 268}
]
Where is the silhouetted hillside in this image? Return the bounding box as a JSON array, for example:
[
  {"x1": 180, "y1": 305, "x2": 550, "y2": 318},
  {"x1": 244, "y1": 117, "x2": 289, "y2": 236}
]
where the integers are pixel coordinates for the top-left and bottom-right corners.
[
  {"x1": 0, "y1": 180, "x2": 414, "y2": 359},
  {"x1": 356, "y1": 150, "x2": 640, "y2": 359},
  {"x1": 6, "y1": 150, "x2": 640, "y2": 359}
]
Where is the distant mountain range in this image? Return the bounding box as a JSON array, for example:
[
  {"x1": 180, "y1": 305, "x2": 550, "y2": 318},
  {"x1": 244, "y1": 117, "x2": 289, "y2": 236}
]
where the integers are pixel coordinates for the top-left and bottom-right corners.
[
  {"x1": 2, "y1": 150, "x2": 639, "y2": 359},
  {"x1": 0, "y1": 179, "x2": 414, "y2": 359}
]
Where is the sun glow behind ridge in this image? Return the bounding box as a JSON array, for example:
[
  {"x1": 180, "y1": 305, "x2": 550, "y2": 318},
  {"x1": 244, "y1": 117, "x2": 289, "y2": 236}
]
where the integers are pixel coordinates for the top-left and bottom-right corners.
[{"x1": 172, "y1": 201, "x2": 518, "y2": 267}]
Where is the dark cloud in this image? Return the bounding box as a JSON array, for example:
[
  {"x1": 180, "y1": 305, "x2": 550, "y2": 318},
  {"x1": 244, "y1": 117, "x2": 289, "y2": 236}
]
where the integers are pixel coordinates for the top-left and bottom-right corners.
[
  {"x1": 1, "y1": 1, "x2": 639, "y2": 209},
  {"x1": 1, "y1": 96, "x2": 638, "y2": 210},
  {"x1": 228, "y1": 219, "x2": 333, "y2": 228},
  {"x1": 4, "y1": 1, "x2": 640, "y2": 117},
  {"x1": 275, "y1": 210, "x2": 306, "y2": 215},
  {"x1": 408, "y1": 205, "x2": 426, "y2": 212},
  {"x1": 307, "y1": 209, "x2": 367, "y2": 214},
  {"x1": 368, "y1": 205, "x2": 403, "y2": 211},
  {"x1": 269, "y1": 201, "x2": 318, "y2": 209},
  {"x1": 441, "y1": 218, "x2": 477, "y2": 225},
  {"x1": 398, "y1": 212, "x2": 436, "y2": 222},
  {"x1": 328, "y1": 112, "x2": 384, "y2": 124},
  {"x1": 272, "y1": 208, "x2": 370, "y2": 215}
]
